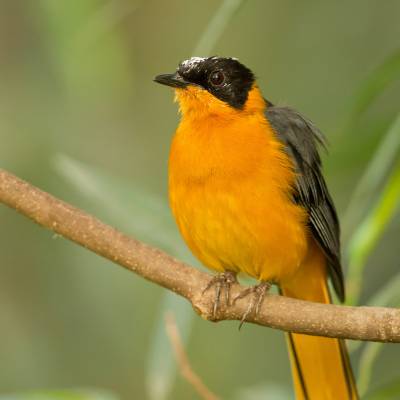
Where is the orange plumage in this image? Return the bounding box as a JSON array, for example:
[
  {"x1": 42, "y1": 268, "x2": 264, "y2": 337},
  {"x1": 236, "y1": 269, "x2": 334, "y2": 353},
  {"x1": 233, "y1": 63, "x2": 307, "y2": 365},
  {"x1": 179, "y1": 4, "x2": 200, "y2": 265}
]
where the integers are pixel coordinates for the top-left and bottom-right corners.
[
  {"x1": 155, "y1": 56, "x2": 358, "y2": 400},
  {"x1": 169, "y1": 85, "x2": 308, "y2": 284}
]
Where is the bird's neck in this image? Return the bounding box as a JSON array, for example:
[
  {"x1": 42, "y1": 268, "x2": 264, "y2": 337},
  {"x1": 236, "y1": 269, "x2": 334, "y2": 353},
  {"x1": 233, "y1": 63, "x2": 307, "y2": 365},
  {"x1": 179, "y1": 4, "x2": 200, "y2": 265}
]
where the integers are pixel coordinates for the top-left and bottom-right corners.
[{"x1": 175, "y1": 85, "x2": 267, "y2": 122}]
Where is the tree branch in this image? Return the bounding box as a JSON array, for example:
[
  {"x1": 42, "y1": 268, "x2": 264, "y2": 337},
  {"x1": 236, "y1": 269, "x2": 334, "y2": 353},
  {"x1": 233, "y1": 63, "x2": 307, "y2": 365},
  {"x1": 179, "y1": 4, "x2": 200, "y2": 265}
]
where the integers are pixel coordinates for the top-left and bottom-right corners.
[{"x1": 0, "y1": 168, "x2": 399, "y2": 343}]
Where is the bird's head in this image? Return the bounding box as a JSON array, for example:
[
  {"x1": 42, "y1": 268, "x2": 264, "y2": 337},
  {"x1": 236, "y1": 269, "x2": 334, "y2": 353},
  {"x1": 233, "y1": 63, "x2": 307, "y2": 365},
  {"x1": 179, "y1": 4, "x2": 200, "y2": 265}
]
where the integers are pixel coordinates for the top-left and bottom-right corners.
[{"x1": 154, "y1": 57, "x2": 266, "y2": 118}]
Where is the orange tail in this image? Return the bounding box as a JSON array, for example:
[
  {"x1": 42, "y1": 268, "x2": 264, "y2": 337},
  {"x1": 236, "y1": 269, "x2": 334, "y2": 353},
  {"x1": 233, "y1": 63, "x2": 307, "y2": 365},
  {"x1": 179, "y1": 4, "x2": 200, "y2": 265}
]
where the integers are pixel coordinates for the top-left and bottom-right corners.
[{"x1": 281, "y1": 242, "x2": 358, "y2": 400}]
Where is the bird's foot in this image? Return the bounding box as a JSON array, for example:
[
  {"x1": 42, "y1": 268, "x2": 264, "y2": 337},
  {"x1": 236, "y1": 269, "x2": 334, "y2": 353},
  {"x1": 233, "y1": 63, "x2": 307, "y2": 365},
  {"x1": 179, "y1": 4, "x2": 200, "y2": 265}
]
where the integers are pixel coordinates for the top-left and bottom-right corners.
[
  {"x1": 233, "y1": 281, "x2": 271, "y2": 329},
  {"x1": 203, "y1": 271, "x2": 238, "y2": 319}
]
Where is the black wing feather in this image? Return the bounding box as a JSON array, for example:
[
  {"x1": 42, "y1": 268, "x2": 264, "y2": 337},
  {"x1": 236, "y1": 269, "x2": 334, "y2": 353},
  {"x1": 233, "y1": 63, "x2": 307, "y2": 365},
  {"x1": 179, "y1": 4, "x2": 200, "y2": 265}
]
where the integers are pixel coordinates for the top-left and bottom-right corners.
[{"x1": 265, "y1": 106, "x2": 344, "y2": 301}]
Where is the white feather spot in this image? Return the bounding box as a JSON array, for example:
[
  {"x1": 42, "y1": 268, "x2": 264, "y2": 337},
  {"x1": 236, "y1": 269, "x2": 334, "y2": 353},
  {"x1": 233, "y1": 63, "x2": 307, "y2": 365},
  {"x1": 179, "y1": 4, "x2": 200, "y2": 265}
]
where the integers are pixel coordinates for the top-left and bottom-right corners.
[{"x1": 180, "y1": 56, "x2": 207, "y2": 71}]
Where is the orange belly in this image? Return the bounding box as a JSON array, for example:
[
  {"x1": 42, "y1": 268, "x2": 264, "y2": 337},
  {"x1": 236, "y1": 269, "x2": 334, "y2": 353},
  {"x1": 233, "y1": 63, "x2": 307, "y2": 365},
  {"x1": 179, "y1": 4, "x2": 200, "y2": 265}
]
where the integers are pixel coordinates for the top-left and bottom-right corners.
[{"x1": 169, "y1": 114, "x2": 309, "y2": 284}]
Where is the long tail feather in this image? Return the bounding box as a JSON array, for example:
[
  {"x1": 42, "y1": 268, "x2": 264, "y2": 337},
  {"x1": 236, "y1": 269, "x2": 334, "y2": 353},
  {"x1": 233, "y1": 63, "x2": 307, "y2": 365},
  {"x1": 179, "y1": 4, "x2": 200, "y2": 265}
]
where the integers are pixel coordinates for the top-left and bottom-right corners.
[{"x1": 281, "y1": 242, "x2": 358, "y2": 400}]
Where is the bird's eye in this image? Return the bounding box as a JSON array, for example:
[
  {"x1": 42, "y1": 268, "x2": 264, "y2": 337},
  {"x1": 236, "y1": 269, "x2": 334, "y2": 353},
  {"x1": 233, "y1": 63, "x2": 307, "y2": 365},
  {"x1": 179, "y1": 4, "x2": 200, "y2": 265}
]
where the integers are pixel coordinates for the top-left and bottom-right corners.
[{"x1": 209, "y1": 70, "x2": 225, "y2": 86}]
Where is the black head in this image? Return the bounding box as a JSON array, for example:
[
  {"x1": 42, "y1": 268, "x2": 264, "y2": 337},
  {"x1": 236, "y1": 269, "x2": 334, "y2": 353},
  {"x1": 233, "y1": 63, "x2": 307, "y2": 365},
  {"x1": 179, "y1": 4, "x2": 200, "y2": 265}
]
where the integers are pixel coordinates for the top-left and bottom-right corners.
[{"x1": 154, "y1": 57, "x2": 255, "y2": 109}]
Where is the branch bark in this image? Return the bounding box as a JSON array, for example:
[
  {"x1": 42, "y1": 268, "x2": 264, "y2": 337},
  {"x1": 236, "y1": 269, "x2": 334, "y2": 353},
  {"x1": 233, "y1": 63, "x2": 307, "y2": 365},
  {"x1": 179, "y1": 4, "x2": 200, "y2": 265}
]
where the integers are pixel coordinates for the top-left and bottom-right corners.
[{"x1": 0, "y1": 168, "x2": 399, "y2": 343}]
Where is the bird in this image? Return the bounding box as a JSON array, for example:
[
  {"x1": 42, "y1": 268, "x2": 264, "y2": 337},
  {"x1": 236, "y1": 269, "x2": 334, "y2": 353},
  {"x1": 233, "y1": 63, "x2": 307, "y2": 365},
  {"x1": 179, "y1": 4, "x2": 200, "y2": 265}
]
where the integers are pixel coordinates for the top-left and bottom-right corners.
[{"x1": 154, "y1": 56, "x2": 358, "y2": 400}]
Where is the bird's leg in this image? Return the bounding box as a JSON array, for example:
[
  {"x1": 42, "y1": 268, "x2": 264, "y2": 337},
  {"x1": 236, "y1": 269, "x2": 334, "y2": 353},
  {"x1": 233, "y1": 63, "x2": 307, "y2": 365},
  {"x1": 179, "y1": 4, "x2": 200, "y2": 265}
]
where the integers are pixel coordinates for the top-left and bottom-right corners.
[
  {"x1": 202, "y1": 271, "x2": 238, "y2": 318},
  {"x1": 233, "y1": 281, "x2": 271, "y2": 329}
]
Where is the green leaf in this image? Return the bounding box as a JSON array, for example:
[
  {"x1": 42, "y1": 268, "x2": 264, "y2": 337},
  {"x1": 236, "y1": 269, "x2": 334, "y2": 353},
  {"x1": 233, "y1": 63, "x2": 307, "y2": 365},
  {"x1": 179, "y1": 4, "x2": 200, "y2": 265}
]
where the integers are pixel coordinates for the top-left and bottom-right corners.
[
  {"x1": 37, "y1": 0, "x2": 135, "y2": 98},
  {"x1": 343, "y1": 49, "x2": 400, "y2": 233},
  {"x1": 357, "y1": 342, "x2": 384, "y2": 397},
  {"x1": 349, "y1": 49, "x2": 400, "y2": 123},
  {"x1": 192, "y1": 0, "x2": 247, "y2": 56},
  {"x1": 343, "y1": 112, "x2": 400, "y2": 233},
  {"x1": 0, "y1": 389, "x2": 119, "y2": 400},
  {"x1": 346, "y1": 159, "x2": 400, "y2": 305}
]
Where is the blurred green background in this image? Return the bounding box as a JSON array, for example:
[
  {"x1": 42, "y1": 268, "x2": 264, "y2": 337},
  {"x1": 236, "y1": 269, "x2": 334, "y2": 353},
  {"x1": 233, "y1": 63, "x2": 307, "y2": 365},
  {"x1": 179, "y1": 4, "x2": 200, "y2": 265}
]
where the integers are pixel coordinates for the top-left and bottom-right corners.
[{"x1": 1, "y1": 1, "x2": 400, "y2": 399}]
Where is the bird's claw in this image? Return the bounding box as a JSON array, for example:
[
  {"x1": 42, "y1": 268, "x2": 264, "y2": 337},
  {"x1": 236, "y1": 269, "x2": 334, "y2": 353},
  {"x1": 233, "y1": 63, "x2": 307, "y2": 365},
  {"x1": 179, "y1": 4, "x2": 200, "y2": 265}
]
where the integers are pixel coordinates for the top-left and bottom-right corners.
[
  {"x1": 233, "y1": 281, "x2": 271, "y2": 329},
  {"x1": 203, "y1": 271, "x2": 237, "y2": 318}
]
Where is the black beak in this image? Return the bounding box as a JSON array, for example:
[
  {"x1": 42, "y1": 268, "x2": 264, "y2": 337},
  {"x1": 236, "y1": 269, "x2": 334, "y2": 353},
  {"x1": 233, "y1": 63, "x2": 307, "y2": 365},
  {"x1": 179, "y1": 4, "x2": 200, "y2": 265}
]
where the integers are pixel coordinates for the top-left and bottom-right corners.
[{"x1": 154, "y1": 72, "x2": 189, "y2": 88}]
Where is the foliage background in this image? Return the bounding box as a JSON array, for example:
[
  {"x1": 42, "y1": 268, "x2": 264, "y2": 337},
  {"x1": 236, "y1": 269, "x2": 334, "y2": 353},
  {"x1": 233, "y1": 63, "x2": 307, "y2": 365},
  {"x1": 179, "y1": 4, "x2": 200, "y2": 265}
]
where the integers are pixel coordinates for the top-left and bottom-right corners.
[{"x1": 1, "y1": 1, "x2": 399, "y2": 399}]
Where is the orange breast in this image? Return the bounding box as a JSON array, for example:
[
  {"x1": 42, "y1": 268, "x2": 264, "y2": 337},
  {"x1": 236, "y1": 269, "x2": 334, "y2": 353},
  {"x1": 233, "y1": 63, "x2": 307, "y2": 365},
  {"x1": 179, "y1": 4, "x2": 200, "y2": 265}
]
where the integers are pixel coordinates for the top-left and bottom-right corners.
[{"x1": 168, "y1": 101, "x2": 309, "y2": 284}]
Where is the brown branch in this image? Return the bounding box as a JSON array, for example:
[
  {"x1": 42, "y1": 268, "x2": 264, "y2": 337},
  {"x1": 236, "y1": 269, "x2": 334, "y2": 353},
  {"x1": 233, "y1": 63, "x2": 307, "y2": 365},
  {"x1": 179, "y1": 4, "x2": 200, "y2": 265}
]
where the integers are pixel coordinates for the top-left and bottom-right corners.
[
  {"x1": 165, "y1": 312, "x2": 220, "y2": 400},
  {"x1": 0, "y1": 168, "x2": 399, "y2": 343}
]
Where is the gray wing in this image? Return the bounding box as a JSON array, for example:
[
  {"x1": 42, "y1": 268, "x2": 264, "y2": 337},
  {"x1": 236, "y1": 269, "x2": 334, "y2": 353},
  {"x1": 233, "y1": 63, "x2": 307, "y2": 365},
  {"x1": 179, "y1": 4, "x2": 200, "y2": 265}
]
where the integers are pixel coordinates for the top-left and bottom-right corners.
[{"x1": 265, "y1": 106, "x2": 344, "y2": 301}]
